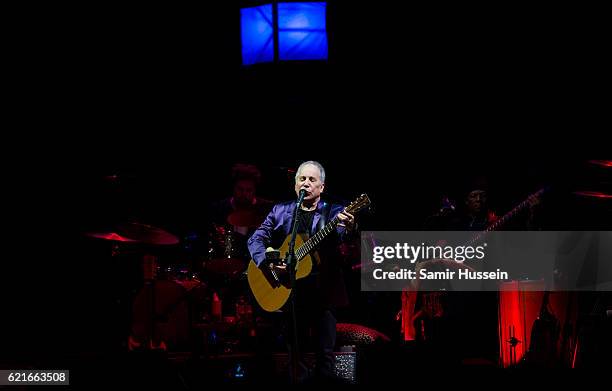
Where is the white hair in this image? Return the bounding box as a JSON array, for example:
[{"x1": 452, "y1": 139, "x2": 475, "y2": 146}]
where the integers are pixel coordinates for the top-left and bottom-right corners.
[{"x1": 295, "y1": 161, "x2": 326, "y2": 183}]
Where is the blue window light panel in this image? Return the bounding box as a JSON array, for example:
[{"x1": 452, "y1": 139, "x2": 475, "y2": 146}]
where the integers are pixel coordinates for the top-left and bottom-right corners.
[
  {"x1": 278, "y1": 2, "x2": 327, "y2": 61},
  {"x1": 241, "y1": 4, "x2": 274, "y2": 65}
]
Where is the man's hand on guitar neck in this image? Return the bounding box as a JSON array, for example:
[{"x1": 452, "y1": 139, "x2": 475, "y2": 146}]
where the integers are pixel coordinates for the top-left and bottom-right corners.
[{"x1": 337, "y1": 209, "x2": 356, "y2": 233}]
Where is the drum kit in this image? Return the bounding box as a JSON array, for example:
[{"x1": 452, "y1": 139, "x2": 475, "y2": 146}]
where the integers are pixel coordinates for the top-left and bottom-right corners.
[{"x1": 85, "y1": 209, "x2": 265, "y2": 353}]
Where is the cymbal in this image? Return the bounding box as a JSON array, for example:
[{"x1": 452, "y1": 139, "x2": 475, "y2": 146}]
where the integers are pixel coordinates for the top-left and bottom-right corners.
[
  {"x1": 86, "y1": 232, "x2": 139, "y2": 242},
  {"x1": 573, "y1": 191, "x2": 612, "y2": 199},
  {"x1": 86, "y1": 222, "x2": 180, "y2": 245},
  {"x1": 227, "y1": 209, "x2": 264, "y2": 228},
  {"x1": 588, "y1": 160, "x2": 612, "y2": 168}
]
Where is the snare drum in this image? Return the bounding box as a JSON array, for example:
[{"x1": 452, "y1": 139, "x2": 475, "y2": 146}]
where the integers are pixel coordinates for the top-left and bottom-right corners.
[{"x1": 205, "y1": 224, "x2": 248, "y2": 277}]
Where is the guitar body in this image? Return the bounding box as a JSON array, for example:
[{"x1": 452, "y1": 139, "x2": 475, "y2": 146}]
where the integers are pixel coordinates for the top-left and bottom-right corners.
[{"x1": 247, "y1": 233, "x2": 314, "y2": 312}]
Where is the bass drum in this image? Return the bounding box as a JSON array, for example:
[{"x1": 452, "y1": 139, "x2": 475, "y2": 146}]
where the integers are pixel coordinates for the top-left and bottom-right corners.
[{"x1": 128, "y1": 280, "x2": 192, "y2": 351}]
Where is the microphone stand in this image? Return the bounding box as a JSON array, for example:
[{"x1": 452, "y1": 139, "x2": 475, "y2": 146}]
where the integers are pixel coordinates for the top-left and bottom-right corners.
[{"x1": 286, "y1": 190, "x2": 305, "y2": 384}]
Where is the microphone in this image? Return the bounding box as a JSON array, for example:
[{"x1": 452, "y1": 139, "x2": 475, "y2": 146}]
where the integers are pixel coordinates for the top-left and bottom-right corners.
[{"x1": 297, "y1": 189, "x2": 307, "y2": 205}]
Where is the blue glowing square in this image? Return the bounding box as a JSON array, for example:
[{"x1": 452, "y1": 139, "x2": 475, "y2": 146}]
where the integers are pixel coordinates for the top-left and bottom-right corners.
[
  {"x1": 241, "y1": 5, "x2": 274, "y2": 65},
  {"x1": 278, "y1": 2, "x2": 327, "y2": 60}
]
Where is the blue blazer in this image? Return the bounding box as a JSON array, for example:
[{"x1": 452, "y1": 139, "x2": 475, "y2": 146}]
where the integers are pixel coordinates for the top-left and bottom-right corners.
[{"x1": 247, "y1": 200, "x2": 347, "y2": 266}]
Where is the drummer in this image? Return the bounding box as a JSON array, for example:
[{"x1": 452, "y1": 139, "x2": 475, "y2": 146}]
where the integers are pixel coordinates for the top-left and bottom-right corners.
[
  {"x1": 206, "y1": 163, "x2": 274, "y2": 277},
  {"x1": 204, "y1": 164, "x2": 274, "y2": 312},
  {"x1": 209, "y1": 163, "x2": 273, "y2": 236}
]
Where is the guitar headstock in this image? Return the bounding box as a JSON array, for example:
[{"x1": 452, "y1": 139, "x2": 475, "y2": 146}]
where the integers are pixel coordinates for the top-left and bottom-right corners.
[{"x1": 345, "y1": 194, "x2": 371, "y2": 214}]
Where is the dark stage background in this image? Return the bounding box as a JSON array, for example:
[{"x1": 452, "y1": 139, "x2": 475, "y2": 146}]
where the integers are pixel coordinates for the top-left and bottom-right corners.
[{"x1": 16, "y1": 1, "x2": 609, "y2": 146}]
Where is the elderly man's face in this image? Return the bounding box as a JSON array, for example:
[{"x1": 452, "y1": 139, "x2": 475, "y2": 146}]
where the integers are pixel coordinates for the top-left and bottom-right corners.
[
  {"x1": 295, "y1": 164, "x2": 325, "y2": 202},
  {"x1": 466, "y1": 190, "x2": 487, "y2": 214}
]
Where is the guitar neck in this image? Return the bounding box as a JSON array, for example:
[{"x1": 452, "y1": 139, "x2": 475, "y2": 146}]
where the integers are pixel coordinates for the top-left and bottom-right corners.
[
  {"x1": 295, "y1": 217, "x2": 340, "y2": 261},
  {"x1": 469, "y1": 188, "x2": 545, "y2": 244},
  {"x1": 485, "y1": 188, "x2": 545, "y2": 232}
]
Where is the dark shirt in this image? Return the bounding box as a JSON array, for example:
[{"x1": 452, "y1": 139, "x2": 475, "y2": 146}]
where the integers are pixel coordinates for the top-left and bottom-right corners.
[{"x1": 297, "y1": 209, "x2": 316, "y2": 235}]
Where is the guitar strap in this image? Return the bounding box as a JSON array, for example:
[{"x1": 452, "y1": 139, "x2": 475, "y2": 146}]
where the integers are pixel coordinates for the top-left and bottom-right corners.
[
  {"x1": 307, "y1": 201, "x2": 331, "y2": 267},
  {"x1": 316, "y1": 201, "x2": 331, "y2": 234}
]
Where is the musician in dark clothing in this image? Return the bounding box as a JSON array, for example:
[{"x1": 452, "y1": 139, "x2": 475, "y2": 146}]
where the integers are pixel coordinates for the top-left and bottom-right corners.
[
  {"x1": 209, "y1": 163, "x2": 273, "y2": 235},
  {"x1": 248, "y1": 161, "x2": 355, "y2": 382},
  {"x1": 417, "y1": 185, "x2": 534, "y2": 364},
  {"x1": 199, "y1": 164, "x2": 275, "y2": 331},
  {"x1": 204, "y1": 163, "x2": 274, "y2": 279},
  {"x1": 424, "y1": 183, "x2": 542, "y2": 232},
  {"x1": 424, "y1": 188, "x2": 498, "y2": 231}
]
